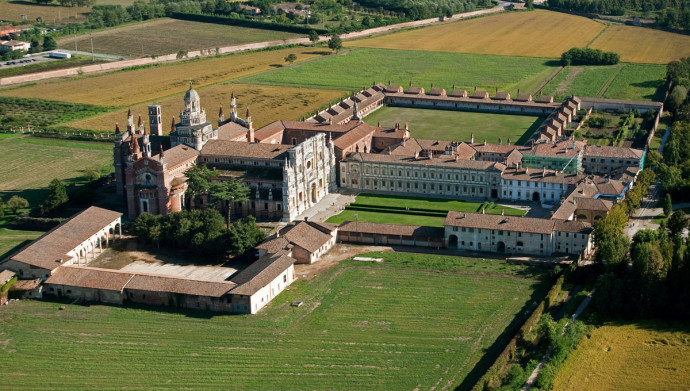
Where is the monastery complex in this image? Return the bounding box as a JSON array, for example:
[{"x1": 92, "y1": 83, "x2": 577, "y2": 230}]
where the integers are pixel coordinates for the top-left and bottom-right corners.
[{"x1": 0, "y1": 81, "x2": 661, "y2": 313}]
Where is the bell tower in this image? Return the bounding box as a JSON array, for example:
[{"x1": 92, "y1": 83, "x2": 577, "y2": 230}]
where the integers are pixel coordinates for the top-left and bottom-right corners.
[{"x1": 148, "y1": 105, "x2": 163, "y2": 136}]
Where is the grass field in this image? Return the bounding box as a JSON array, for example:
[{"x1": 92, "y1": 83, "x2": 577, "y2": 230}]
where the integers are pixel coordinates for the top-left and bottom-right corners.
[
  {"x1": 602, "y1": 63, "x2": 667, "y2": 101},
  {"x1": 67, "y1": 83, "x2": 346, "y2": 131},
  {"x1": 241, "y1": 48, "x2": 555, "y2": 96},
  {"x1": 0, "y1": 47, "x2": 330, "y2": 107},
  {"x1": 589, "y1": 24, "x2": 690, "y2": 64},
  {"x1": 325, "y1": 193, "x2": 525, "y2": 226},
  {"x1": 0, "y1": 251, "x2": 550, "y2": 390},
  {"x1": 56, "y1": 18, "x2": 304, "y2": 58},
  {"x1": 364, "y1": 106, "x2": 544, "y2": 145},
  {"x1": 553, "y1": 320, "x2": 690, "y2": 391},
  {"x1": 348, "y1": 10, "x2": 604, "y2": 59},
  {"x1": 0, "y1": 136, "x2": 112, "y2": 206},
  {"x1": 0, "y1": 96, "x2": 111, "y2": 131},
  {"x1": 0, "y1": 1, "x2": 89, "y2": 24},
  {"x1": 541, "y1": 65, "x2": 620, "y2": 100},
  {"x1": 0, "y1": 231, "x2": 41, "y2": 259}
]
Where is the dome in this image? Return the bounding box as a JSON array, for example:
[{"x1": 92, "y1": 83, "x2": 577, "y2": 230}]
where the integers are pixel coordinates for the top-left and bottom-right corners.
[{"x1": 184, "y1": 84, "x2": 200, "y2": 104}]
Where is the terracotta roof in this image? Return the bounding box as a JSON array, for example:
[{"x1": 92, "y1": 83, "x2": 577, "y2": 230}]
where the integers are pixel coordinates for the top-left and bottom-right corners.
[
  {"x1": 577, "y1": 96, "x2": 662, "y2": 108},
  {"x1": 10, "y1": 207, "x2": 122, "y2": 271},
  {"x1": 471, "y1": 90, "x2": 490, "y2": 99},
  {"x1": 428, "y1": 87, "x2": 446, "y2": 96},
  {"x1": 406, "y1": 86, "x2": 424, "y2": 95},
  {"x1": 230, "y1": 251, "x2": 296, "y2": 296},
  {"x1": 471, "y1": 143, "x2": 522, "y2": 154},
  {"x1": 152, "y1": 144, "x2": 199, "y2": 168},
  {"x1": 528, "y1": 141, "x2": 584, "y2": 158},
  {"x1": 281, "y1": 221, "x2": 333, "y2": 253},
  {"x1": 373, "y1": 126, "x2": 407, "y2": 139},
  {"x1": 593, "y1": 177, "x2": 627, "y2": 196},
  {"x1": 125, "y1": 274, "x2": 235, "y2": 297},
  {"x1": 202, "y1": 140, "x2": 290, "y2": 160},
  {"x1": 256, "y1": 237, "x2": 291, "y2": 253},
  {"x1": 450, "y1": 89, "x2": 468, "y2": 97},
  {"x1": 344, "y1": 152, "x2": 504, "y2": 170},
  {"x1": 536, "y1": 95, "x2": 554, "y2": 103},
  {"x1": 515, "y1": 93, "x2": 532, "y2": 102},
  {"x1": 253, "y1": 120, "x2": 286, "y2": 140},
  {"x1": 444, "y1": 211, "x2": 555, "y2": 234},
  {"x1": 583, "y1": 145, "x2": 644, "y2": 159},
  {"x1": 9, "y1": 278, "x2": 41, "y2": 291},
  {"x1": 0, "y1": 269, "x2": 16, "y2": 284},
  {"x1": 305, "y1": 221, "x2": 339, "y2": 233},
  {"x1": 217, "y1": 121, "x2": 248, "y2": 141},
  {"x1": 574, "y1": 197, "x2": 613, "y2": 211},
  {"x1": 501, "y1": 168, "x2": 581, "y2": 184},
  {"x1": 338, "y1": 221, "x2": 444, "y2": 238},
  {"x1": 494, "y1": 92, "x2": 511, "y2": 100},
  {"x1": 384, "y1": 85, "x2": 403, "y2": 93},
  {"x1": 332, "y1": 123, "x2": 376, "y2": 151},
  {"x1": 45, "y1": 266, "x2": 134, "y2": 292}
]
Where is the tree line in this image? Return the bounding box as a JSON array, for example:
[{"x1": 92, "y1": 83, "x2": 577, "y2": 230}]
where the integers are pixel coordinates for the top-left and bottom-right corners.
[
  {"x1": 547, "y1": 0, "x2": 690, "y2": 29},
  {"x1": 560, "y1": 47, "x2": 620, "y2": 66}
]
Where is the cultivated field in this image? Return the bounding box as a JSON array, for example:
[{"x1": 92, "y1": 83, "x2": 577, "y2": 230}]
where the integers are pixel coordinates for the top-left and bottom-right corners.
[
  {"x1": 0, "y1": 251, "x2": 550, "y2": 390},
  {"x1": 0, "y1": 47, "x2": 330, "y2": 107},
  {"x1": 365, "y1": 107, "x2": 543, "y2": 145},
  {"x1": 541, "y1": 65, "x2": 620, "y2": 100},
  {"x1": 553, "y1": 320, "x2": 690, "y2": 391},
  {"x1": 602, "y1": 63, "x2": 667, "y2": 101},
  {"x1": 347, "y1": 10, "x2": 604, "y2": 59},
  {"x1": 242, "y1": 48, "x2": 554, "y2": 95},
  {"x1": 68, "y1": 83, "x2": 345, "y2": 131},
  {"x1": 326, "y1": 194, "x2": 525, "y2": 226},
  {"x1": 0, "y1": 1, "x2": 89, "y2": 24},
  {"x1": 589, "y1": 24, "x2": 690, "y2": 64},
  {"x1": 56, "y1": 18, "x2": 304, "y2": 58},
  {"x1": 0, "y1": 136, "x2": 112, "y2": 205},
  {"x1": 347, "y1": 9, "x2": 690, "y2": 64}
]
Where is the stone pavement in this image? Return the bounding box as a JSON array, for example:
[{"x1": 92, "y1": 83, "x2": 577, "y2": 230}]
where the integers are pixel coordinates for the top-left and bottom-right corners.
[{"x1": 293, "y1": 190, "x2": 357, "y2": 222}]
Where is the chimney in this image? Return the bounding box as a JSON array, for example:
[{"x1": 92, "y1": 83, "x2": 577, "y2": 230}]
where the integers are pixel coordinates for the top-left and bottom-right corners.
[
  {"x1": 415, "y1": 151, "x2": 419, "y2": 159},
  {"x1": 543, "y1": 166, "x2": 546, "y2": 177},
  {"x1": 470, "y1": 132, "x2": 474, "y2": 144},
  {"x1": 481, "y1": 207, "x2": 485, "y2": 214},
  {"x1": 160, "y1": 145, "x2": 164, "y2": 159},
  {"x1": 474, "y1": 86, "x2": 477, "y2": 93},
  {"x1": 498, "y1": 137, "x2": 502, "y2": 145},
  {"x1": 405, "y1": 122, "x2": 409, "y2": 130},
  {"x1": 495, "y1": 87, "x2": 498, "y2": 95},
  {"x1": 170, "y1": 117, "x2": 176, "y2": 133},
  {"x1": 526, "y1": 167, "x2": 529, "y2": 174},
  {"x1": 507, "y1": 137, "x2": 511, "y2": 146},
  {"x1": 304, "y1": 216, "x2": 308, "y2": 222},
  {"x1": 501, "y1": 209, "x2": 504, "y2": 216},
  {"x1": 483, "y1": 138, "x2": 487, "y2": 146},
  {"x1": 518, "y1": 88, "x2": 520, "y2": 95},
  {"x1": 377, "y1": 121, "x2": 380, "y2": 127},
  {"x1": 387, "y1": 146, "x2": 392, "y2": 155},
  {"x1": 388, "y1": 80, "x2": 391, "y2": 86},
  {"x1": 452, "y1": 83, "x2": 455, "y2": 89}
]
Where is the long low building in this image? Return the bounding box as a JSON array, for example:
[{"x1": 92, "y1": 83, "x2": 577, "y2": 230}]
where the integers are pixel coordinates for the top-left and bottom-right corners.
[{"x1": 444, "y1": 211, "x2": 593, "y2": 257}]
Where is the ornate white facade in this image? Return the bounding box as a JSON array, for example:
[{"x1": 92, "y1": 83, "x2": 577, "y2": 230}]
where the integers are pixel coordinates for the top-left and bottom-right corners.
[{"x1": 170, "y1": 84, "x2": 216, "y2": 151}]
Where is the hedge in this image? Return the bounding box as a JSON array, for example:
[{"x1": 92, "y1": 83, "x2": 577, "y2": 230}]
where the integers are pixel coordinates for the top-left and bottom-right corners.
[{"x1": 170, "y1": 13, "x2": 329, "y2": 35}]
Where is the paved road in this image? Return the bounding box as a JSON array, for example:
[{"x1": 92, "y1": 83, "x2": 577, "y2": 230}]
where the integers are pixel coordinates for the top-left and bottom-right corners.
[{"x1": 60, "y1": 50, "x2": 130, "y2": 61}]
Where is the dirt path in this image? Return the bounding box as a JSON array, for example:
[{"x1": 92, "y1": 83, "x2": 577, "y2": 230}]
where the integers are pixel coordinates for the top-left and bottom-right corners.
[
  {"x1": 596, "y1": 63, "x2": 624, "y2": 97},
  {"x1": 552, "y1": 67, "x2": 583, "y2": 97},
  {"x1": 532, "y1": 66, "x2": 564, "y2": 96},
  {"x1": 294, "y1": 243, "x2": 392, "y2": 280}
]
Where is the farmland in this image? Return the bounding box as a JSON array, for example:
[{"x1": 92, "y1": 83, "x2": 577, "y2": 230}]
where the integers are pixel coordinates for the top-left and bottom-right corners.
[
  {"x1": 0, "y1": 251, "x2": 550, "y2": 390},
  {"x1": 241, "y1": 48, "x2": 555, "y2": 95},
  {"x1": 540, "y1": 65, "x2": 620, "y2": 100},
  {"x1": 56, "y1": 18, "x2": 304, "y2": 58},
  {"x1": 0, "y1": 47, "x2": 331, "y2": 107},
  {"x1": 0, "y1": 136, "x2": 112, "y2": 206},
  {"x1": 347, "y1": 10, "x2": 604, "y2": 59},
  {"x1": 602, "y1": 63, "x2": 667, "y2": 101},
  {"x1": 553, "y1": 320, "x2": 690, "y2": 391},
  {"x1": 365, "y1": 106, "x2": 544, "y2": 145},
  {"x1": 67, "y1": 83, "x2": 346, "y2": 131},
  {"x1": 589, "y1": 24, "x2": 690, "y2": 64},
  {"x1": 0, "y1": 96, "x2": 111, "y2": 131},
  {"x1": 325, "y1": 194, "x2": 525, "y2": 226},
  {"x1": 0, "y1": 1, "x2": 89, "y2": 24},
  {"x1": 347, "y1": 9, "x2": 690, "y2": 64}
]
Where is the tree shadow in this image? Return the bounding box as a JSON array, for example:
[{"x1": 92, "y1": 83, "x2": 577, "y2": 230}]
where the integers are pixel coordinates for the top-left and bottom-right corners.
[
  {"x1": 542, "y1": 59, "x2": 563, "y2": 67},
  {"x1": 302, "y1": 50, "x2": 332, "y2": 56},
  {"x1": 269, "y1": 64, "x2": 284, "y2": 68}
]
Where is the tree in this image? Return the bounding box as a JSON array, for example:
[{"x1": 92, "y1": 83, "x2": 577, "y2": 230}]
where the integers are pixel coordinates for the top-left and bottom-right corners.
[
  {"x1": 42, "y1": 36, "x2": 57, "y2": 51},
  {"x1": 667, "y1": 85, "x2": 688, "y2": 112},
  {"x1": 668, "y1": 210, "x2": 688, "y2": 238},
  {"x1": 526, "y1": 0, "x2": 534, "y2": 9},
  {"x1": 7, "y1": 196, "x2": 29, "y2": 214},
  {"x1": 0, "y1": 197, "x2": 4, "y2": 220},
  {"x1": 664, "y1": 193, "x2": 673, "y2": 218},
  {"x1": 228, "y1": 216, "x2": 265, "y2": 255},
  {"x1": 328, "y1": 34, "x2": 342, "y2": 53},
  {"x1": 308, "y1": 30, "x2": 319, "y2": 43},
  {"x1": 284, "y1": 53, "x2": 297, "y2": 64},
  {"x1": 45, "y1": 179, "x2": 68, "y2": 211},
  {"x1": 209, "y1": 177, "x2": 250, "y2": 229}
]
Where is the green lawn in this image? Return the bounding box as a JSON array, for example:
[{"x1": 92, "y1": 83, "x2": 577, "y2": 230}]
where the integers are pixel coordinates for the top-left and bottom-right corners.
[
  {"x1": 240, "y1": 48, "x2": 556, "y2": 95},
  {"x1": 602, "y1": 63, "x2": 667, "y2": 101},
  {"x1": 326, "y1": 193, "x2": 525, "y2": 226},
  {"x1": 0, "y1": 136, "x2": 113, "y2": 206},
  {"x1": 365, "y1": 106, "x2": 544, "y2": 145},
  {"x1": 0, "y1": 231, "x2": 41, "y2": 259},
  {"x1": 0, "y1": 251, "x2": 550, "y2": 390}
]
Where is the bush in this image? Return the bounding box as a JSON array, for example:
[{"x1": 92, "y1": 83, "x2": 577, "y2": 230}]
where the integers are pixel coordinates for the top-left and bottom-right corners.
[{"x1": 561, "y1": 47, "x2": 620, "y2": 66}]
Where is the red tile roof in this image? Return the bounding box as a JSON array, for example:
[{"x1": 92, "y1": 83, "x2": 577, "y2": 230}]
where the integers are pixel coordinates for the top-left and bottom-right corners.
[{"x1": 45, "y1": 266, "x2": 134, "y2": 292}]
